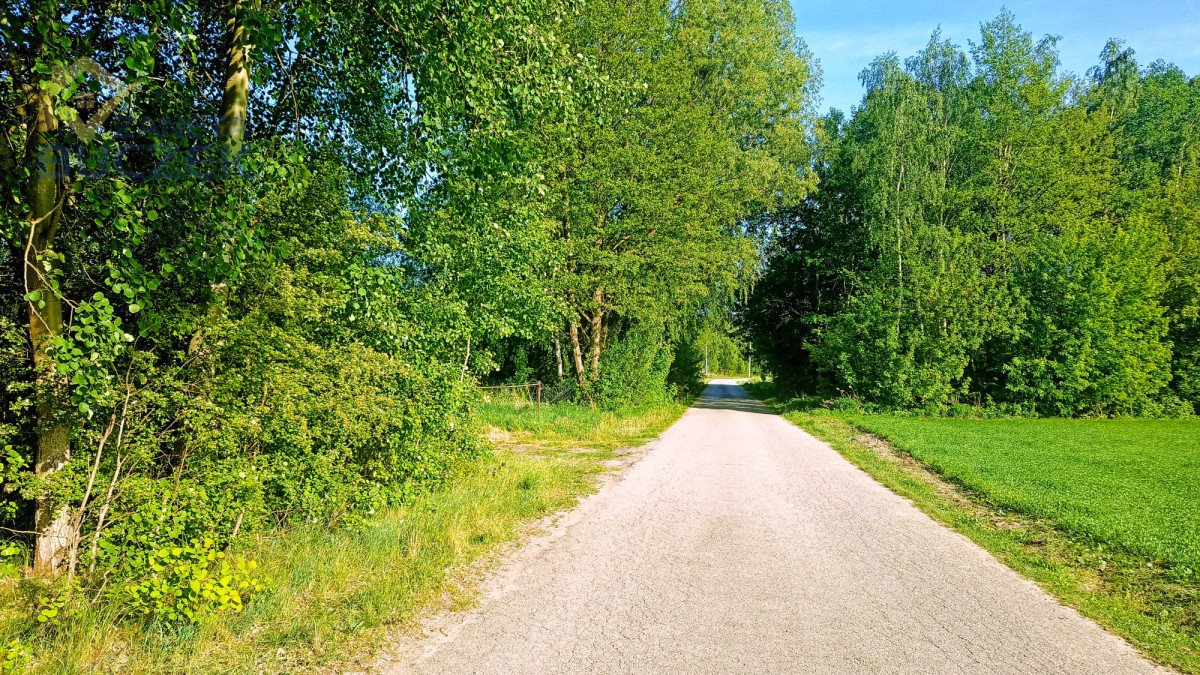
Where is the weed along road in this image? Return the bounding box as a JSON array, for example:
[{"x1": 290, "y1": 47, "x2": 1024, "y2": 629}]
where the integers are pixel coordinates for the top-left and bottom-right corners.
[{"x1": 390, "y1": 380, "x2": 1159, "y2": 674}]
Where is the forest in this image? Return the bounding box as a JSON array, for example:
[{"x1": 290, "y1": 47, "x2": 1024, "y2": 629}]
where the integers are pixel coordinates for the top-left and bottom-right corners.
[
  {"x1": 744, "y1": 12, "x2": 1200, "y2": 417},
  {"x1": 1, "y1": 0, "x2": 1198, "y2": 669}
]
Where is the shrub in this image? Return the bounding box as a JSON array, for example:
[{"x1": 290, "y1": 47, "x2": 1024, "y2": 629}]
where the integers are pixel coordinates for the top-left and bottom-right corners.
[
  {"x1": 0, "y1": 543, "x2": 22, "y2": 579},
  {"x1": 0, "y1": 639, "x2": 31, "y2": 674},
  {"x1": 829, "y1": 396, "x2": 865, "y2": 414},
  {"x1": 595, "y1": 326, "x2": 676, "y2": 408},
  {"x1": 122, "y1": 538, "x2": 266, "y2": 625},
  {"x1": 667, "y1": 338, "x2": 705, "y2": 398},
  {"x1": 0, "y1": 160, "x2": 484, "y2": 627}
]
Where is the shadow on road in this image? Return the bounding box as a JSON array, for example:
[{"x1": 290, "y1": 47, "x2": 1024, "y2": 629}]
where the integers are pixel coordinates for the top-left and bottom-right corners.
[{"x1": 690, "y1": 384, "x2": 776, "y2": 416}]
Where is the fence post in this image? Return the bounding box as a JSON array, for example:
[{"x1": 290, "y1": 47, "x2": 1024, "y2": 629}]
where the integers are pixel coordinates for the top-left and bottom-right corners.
[{"x1": 536, "y1": 381, "x2": 542, "y2": 410}]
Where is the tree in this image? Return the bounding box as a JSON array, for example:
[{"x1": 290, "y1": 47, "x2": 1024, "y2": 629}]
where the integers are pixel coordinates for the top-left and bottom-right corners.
[
  {"x1": 745, "y1": 11, "x2": 1186, "y2": 415},
  {"x1": 1094, "y1": 50, "x2": 1200, "y2": 411},
  {"x1": 0, "y1": 0, "x2": 582, "y2": 575},
  {"x1": 535, "y1": 0, "x2": 816, "y2": 398}
]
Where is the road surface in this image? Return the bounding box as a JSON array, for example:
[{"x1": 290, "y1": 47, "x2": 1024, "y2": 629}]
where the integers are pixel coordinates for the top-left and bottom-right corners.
[{"x1": 389, "y1": 380, "x2": 1159, "y2": 674}]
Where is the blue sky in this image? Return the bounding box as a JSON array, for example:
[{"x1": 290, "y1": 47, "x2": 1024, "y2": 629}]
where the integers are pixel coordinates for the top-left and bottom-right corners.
[{"x1": 790, "y1": 0, "x2": 1200, "y2": 113}]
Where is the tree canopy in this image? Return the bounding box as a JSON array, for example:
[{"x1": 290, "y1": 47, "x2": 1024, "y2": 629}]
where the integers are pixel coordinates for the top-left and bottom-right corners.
[{"x1": 743, "y1": 12, "x2": 1199, "y2": 417}]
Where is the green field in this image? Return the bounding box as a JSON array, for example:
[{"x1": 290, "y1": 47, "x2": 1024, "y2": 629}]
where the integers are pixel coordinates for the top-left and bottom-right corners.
[{"x1": 849, "y1": 416, "x2": 1200, "y2": 568}]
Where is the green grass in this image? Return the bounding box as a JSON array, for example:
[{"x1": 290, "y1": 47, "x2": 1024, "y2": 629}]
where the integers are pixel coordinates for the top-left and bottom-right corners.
[
  {"x1": 745, "y1": 382, "x2": 1200, "y2": 673},
  {"x1": 847, "y1": 415, "x2": 1200, "y2": 568},
  {"x1": 0, "y1": 399, "x2": 686, "y2": 673},
  {"x1": 476, "y1": 399, "x2": 686, "y2": 452}
]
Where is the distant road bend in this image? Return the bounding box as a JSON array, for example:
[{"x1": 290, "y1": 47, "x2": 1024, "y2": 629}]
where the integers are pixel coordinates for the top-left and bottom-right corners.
[{"x1": 390, "y1": 380, "x2": 1160, "y2": 674}]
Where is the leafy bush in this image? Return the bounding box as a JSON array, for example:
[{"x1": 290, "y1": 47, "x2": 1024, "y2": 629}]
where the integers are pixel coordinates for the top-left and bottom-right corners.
[
  {"x1": 0, "y1": 160, "x2": 483, "y2": 612},
  {"x1": 667, "y1": 338, "x2": 705, "y2": 398},
  {"x1": 123, "y1": 538, "x2": 265, "y2": 625},
  {"x1": 829, "y1": 396, "x2": 866, "y2": 414},
  {"x1": 595, "y1": 326, "x2": 676, "y2": 408},
  {"x1": 35, "y1": 593, "x2": 70, "y2": 626},
  {"x1": 0, "y1": 543, "x2": 21, "y2": 579},
  {"x1": 947, "y1": 403, "x2": 981, "y2": 419},
  {"x1": 0, "y1": 315, "x2": 32, "y2": 528},
  {"x1": 0, "y1": 639, "x2": 31, "y2": 674}
]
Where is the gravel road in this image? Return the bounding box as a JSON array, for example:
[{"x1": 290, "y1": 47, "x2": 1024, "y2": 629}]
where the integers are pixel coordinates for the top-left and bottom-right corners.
[{"x1": 388, "y1": 380, "x2": 1160, "y2": 674}]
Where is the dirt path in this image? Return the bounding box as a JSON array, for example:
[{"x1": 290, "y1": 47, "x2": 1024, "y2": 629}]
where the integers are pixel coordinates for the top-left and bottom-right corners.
[{"x1": 382, "y1": 381, "x2": 1159, "y2": 673}]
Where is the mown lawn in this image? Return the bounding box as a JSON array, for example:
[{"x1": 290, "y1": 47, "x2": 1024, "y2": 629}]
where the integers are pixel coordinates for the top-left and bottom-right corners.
[
  {"x1": 848, "y1": 416, "x2": 1200, "y2": 568},
  {"x1": 0, "y1": 400, "x2": 685, "y2": 673}
]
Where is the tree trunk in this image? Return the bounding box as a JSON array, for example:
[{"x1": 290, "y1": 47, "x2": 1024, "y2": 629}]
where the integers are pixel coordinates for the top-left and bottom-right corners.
[
  {"x1": 26, "y1": 61, "x2": 71, "y2": 577},
  {"x1": 588, "y1": 289, "x2": 603, "y2": 375},
  {"x1": 588, "y1": 313, "x2": 602, "y2": 376},
  {"x1": 568, "y1": 319, "x2": 586, "y2": 387},
  {"x1": 219, "y1": 0, "x2": 252, "y2": 154},
  {"x1": 190, "y1": 0, "x2": 252, "y2": 361},
  {"x1": 553, "y1": 336, "x2": 564, "y2": 381}
]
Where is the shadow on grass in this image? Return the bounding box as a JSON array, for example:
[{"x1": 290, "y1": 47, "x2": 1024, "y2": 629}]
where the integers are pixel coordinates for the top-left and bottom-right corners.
[{"x1": 736, "y1": 381, "x2": 827, "y2": 414}]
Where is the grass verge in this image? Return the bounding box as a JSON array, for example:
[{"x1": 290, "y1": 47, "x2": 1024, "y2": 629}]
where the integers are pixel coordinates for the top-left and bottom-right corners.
[
  {"x1": 745, "y1": 381, "x2": 1200, "y2": 674},
  {"x1": 845, "y1": 415, "x2": 1200, "y2": 568},
  {"x1": 0, "y1": 399, "x2": 686, "y2": 673}
]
